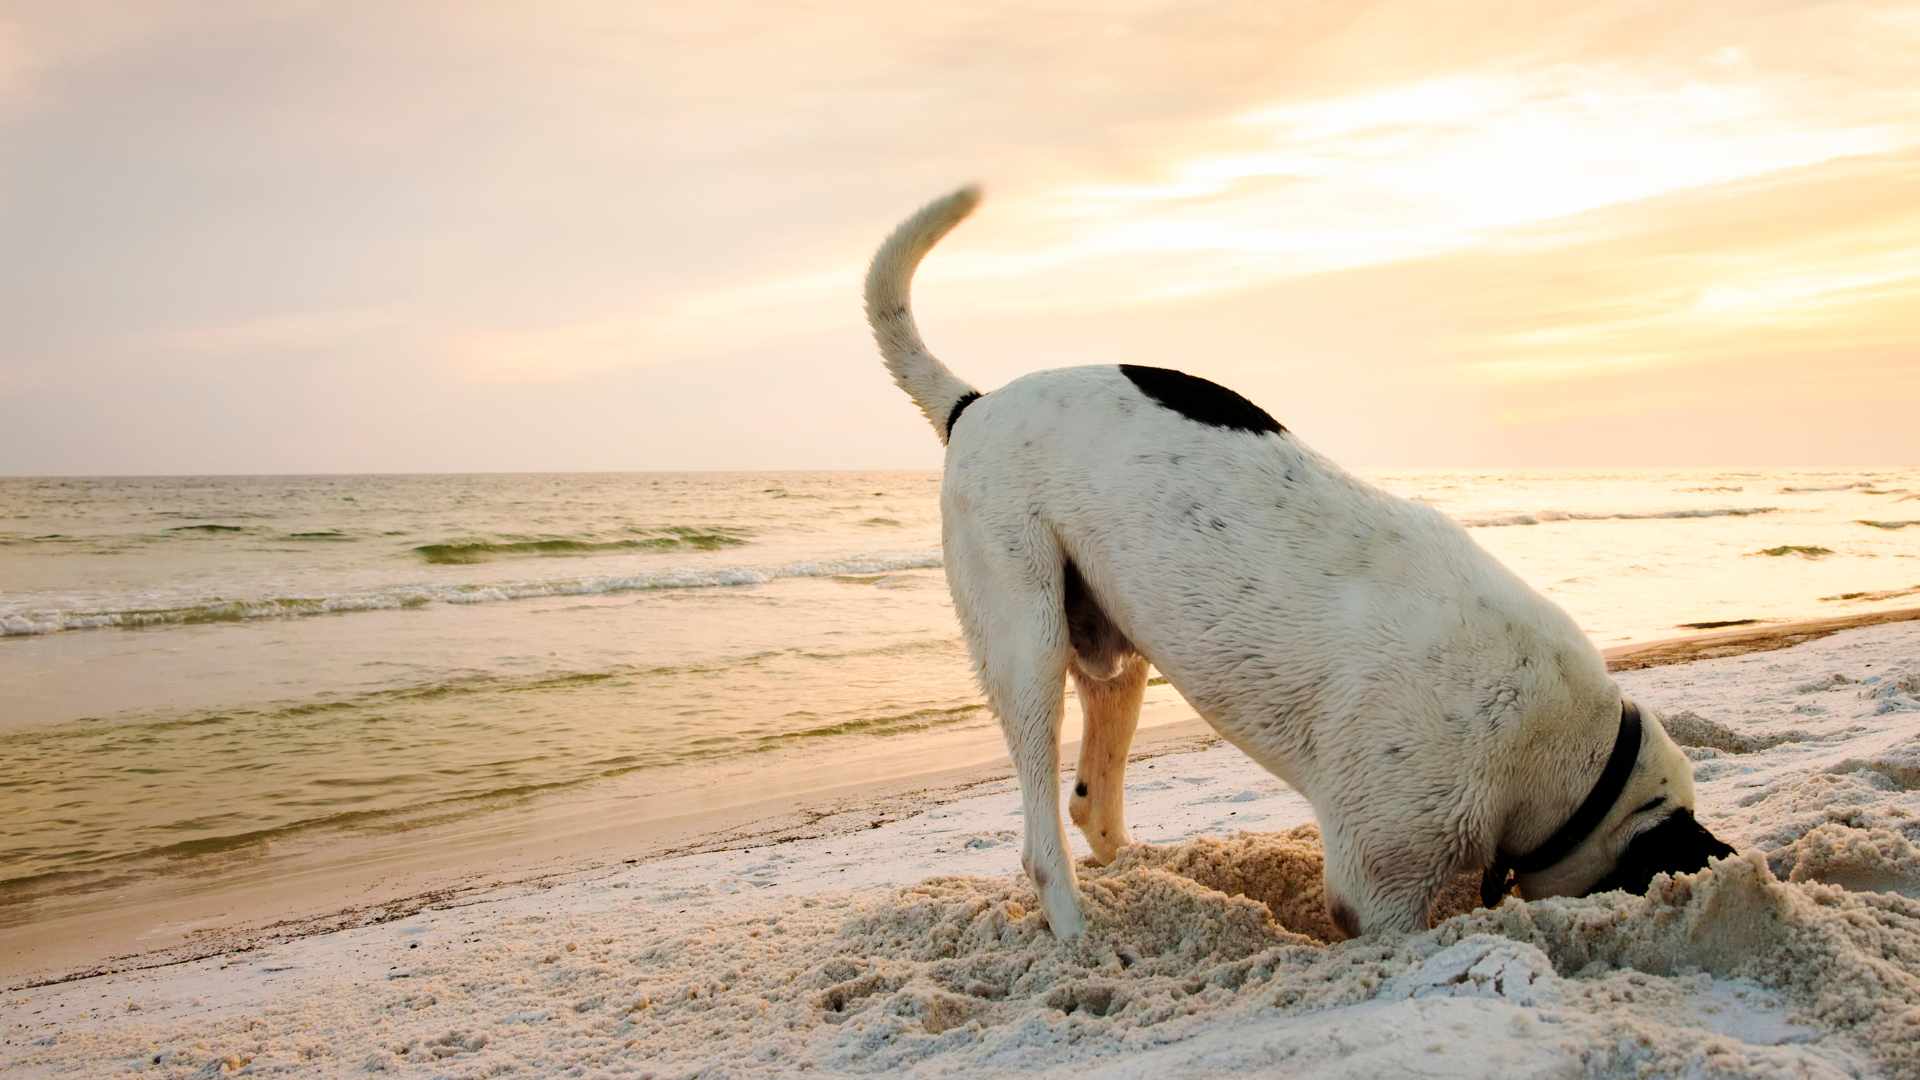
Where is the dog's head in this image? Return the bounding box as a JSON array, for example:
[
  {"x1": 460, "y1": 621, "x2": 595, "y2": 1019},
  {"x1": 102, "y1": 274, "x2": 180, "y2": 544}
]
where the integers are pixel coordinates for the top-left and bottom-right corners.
[{"x1": 1518, "y1": 707, "x2": 1735, "y2": 899}]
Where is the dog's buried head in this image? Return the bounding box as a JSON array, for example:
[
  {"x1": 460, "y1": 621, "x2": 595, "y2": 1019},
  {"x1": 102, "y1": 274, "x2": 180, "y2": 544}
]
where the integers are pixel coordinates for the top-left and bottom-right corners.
[
  {"x1": 1586, "y1": 806, "x2": 1737, "y2": 896},
  {"x1": 1505, "y1": 703, "x2": 1736, "y2": 902}
]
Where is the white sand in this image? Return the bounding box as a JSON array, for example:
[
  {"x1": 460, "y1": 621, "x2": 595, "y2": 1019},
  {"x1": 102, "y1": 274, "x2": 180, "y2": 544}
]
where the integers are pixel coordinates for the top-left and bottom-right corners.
[{"x1": 6, "y1": 622, "x2": 1920, "y2": 1078}]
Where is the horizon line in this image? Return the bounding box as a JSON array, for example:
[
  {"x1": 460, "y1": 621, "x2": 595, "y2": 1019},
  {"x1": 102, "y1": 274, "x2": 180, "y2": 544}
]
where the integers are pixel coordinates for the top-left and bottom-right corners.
[{"x1": 4, "y1": 463, "x2": 1915, "y2": 481}]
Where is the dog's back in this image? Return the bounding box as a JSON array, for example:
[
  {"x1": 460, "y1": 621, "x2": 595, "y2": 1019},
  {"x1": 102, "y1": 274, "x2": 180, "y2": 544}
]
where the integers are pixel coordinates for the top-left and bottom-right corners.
[{"x1": 943, "y1": 362, "x2": 1606, "y2": 790}]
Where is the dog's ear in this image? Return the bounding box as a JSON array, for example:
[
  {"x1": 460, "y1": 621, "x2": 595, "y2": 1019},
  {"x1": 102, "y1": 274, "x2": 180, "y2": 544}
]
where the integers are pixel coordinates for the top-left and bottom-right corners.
[{"x1": 1584, "y1": 808, "x2": 1736, "y2": 897}]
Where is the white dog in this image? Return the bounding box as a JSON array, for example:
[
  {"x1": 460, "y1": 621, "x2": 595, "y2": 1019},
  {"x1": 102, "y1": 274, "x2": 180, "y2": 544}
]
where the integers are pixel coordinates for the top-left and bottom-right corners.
[{"x1": 864, "y1": 186, "x2": 1733, "y2": 939}]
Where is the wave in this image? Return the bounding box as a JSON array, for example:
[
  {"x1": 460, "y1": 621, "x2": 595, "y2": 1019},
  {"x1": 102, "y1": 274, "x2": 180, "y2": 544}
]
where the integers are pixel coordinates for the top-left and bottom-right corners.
[
  {"x1": 0, "y1": 552, "x2": 945, "y2": 637},
  {"x1": 412, "y1": 527, "x2": 748, "y2": 564},
  {"x1": 756, "y1": 703, "x2": 987, "y2": 746},
  {"x1": 1822, "y1": 584, "x2": 1920, "y2": 603},
  {"x1": 0, "y1": 780, "x2": 586, "y2": 904},
  {"x1": 2, "y1": 637, "x2": 964, "y2": 748},
  {"x1": 1459, "y1": 506, "x2": 1779, "y2": 528},
  {"x1": 1858, "y1": 520, "x2": 1920, "y2": 530},
  {"x1": 152, "y1": 509, "x2": 278, "y2": 520},
  {"x1": 1778, "y1": 483, "x2": 1869, "y2": 493},
  {"x1": 167, "y1": 523, "x2": 247, "y2": 533}
]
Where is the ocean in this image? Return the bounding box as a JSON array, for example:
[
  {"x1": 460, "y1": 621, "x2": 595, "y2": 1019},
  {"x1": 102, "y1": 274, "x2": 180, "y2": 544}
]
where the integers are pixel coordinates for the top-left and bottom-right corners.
[{"x1": 3, "y1": 468, "x2": 1917, "y2": 929}]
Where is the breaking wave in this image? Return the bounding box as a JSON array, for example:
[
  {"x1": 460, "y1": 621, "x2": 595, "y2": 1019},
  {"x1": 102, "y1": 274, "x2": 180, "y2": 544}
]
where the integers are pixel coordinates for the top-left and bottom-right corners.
[
  {"x1": 1458, "y1": 506, "x2": 1779, "y2": 528},
  {"x1": 413, "y1": 526, "x2": 749, "y2": 564},
  {"x1": 0, "y1": 552, "x2": 944, "y2": 637}
]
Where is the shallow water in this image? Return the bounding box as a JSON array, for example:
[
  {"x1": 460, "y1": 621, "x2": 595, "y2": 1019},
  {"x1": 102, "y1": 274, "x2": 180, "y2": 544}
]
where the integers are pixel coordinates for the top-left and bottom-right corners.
[{"x1": 2, "y1": 467, "x2": 1916, "y2": 922}]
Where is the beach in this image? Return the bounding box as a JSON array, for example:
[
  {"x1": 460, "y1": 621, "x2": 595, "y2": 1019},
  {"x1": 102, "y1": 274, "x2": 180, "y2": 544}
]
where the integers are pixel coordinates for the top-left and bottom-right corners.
[{"x1": 5, "y1": 611, "x2": 1920, "y2": 1077}]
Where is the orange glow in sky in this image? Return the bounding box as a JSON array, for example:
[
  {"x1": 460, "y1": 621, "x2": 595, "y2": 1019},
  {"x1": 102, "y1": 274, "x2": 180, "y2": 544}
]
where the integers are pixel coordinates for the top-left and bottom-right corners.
[{"x1": 2, "y1": 2, "x2": 1917, "y2": 472}]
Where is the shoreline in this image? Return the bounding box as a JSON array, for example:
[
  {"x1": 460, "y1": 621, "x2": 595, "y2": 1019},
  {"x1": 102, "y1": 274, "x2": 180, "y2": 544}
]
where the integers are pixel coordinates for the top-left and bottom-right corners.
[
  {"x1": 1601, "y1": 605, "x2": 1920, "y2": 669},
  {"x1": 4, "y1": 604, "x2": 1917, "y2": 992},
  {"x1": 0, "y1": 707, "x2": 1217, "y2": 991}
]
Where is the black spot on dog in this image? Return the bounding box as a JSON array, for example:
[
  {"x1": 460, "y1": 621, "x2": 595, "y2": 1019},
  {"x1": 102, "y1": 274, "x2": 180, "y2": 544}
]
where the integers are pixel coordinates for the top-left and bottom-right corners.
[
  {"x1": 1584, "y1": 808, "x2": 1735, "y2": 897},
  {"x1": 1328, "y1": 897, "x2": 1360, "y2": 939},
  {"x1": 1119, "y1": 365, "x2": 1286, "y2": 436},
  {"x1": 1064, "y1": 558, "x2": 1137, "y2": 679},
  {"x1": 945, "y1": 391, "x2": 982, "y2": 439},
  {"x1": 1074, "y1": 781, "x2": 1088, "y2": 798}
]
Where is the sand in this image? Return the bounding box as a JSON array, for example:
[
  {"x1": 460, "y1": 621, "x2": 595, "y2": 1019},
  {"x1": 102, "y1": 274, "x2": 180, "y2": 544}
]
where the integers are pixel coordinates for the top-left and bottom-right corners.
[{"x1": 6, "y1": 617, "x2": 1920, "y2": 1077}]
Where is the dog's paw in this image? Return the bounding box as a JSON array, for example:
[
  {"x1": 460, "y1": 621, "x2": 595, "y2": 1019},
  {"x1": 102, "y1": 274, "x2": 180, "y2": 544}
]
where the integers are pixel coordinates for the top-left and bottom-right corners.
[{"x1": 1047, "y1": 912, "x2": 1088, "y2": 941}]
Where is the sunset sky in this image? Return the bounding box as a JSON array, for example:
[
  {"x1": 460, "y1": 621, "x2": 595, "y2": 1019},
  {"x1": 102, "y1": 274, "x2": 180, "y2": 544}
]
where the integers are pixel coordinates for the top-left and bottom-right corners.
[{"x1": 3, "y1": 1, "x2": 1917, "y2": 474}]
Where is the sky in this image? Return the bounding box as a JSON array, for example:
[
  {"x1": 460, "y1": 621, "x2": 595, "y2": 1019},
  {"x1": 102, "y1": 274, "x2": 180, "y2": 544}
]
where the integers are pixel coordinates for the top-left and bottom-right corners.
[{"x1": 2, "y1": 1, "x2": 1917, "y2": 474}]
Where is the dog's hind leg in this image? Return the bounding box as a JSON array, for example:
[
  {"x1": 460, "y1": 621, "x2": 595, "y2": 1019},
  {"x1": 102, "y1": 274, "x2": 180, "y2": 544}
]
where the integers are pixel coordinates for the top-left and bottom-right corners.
[
  {"x1": 1068, "y1": 655, "x2": 1146, "y2": 864},
  {"x1": 1062, "y1": 558, "x2": 1144, "y2": 864},
  {"x1": 943, "y1": 510, "x2": 1085, "y2": 938}
]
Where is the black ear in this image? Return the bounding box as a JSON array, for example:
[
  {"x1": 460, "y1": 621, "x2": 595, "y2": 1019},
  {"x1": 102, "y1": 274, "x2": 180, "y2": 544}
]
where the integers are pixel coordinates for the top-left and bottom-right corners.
[{"x1": 1584, "y1": 808, "x2": 1736, "y2": 897}]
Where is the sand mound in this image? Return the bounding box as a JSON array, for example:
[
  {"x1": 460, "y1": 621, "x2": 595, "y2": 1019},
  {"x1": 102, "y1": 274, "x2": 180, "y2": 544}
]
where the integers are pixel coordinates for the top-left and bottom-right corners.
[
  {"x1": 599, "y1": 833, "x2": 1920, "y2": 1078},
  {"x1": 1662, "y1": 708, "x2": 1802, "y2": 753},
  {"x1": 1108, "y1": 825, "x2": 1487, "y2": 941},
  {"x1": 1732, "y1": 757, "x2": 1920, "y2": 863},
  {"x1": 1773, "y1": 823, "x2": 1920, "y2": 897}
]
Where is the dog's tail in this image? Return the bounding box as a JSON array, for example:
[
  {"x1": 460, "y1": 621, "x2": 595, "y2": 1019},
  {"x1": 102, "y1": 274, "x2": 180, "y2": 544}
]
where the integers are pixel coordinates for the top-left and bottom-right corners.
[{"x1": 865, "y1": 185, "x2": 983, "y2": 444}]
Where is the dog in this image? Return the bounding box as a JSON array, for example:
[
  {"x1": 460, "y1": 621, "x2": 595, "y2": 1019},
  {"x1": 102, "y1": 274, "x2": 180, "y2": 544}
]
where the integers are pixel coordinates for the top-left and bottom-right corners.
[{"x1": 863, "y1": 185, "x2": 1734, "y2": 940}]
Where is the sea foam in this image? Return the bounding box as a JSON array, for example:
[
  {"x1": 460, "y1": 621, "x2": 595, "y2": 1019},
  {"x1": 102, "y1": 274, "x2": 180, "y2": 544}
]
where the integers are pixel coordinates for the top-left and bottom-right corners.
[
  {"x1": 1457, "y1": 506, "x2": 1779, "y2": 528},
  {"x1": 0, "y1": 552, "x2": 944, "y2": 637}
]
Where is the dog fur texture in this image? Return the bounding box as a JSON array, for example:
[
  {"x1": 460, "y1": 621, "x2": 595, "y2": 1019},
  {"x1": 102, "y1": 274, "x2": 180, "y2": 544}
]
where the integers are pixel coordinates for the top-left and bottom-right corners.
[{"x1": 865, "y1": 186, "x2": 1733, "y2": 940}]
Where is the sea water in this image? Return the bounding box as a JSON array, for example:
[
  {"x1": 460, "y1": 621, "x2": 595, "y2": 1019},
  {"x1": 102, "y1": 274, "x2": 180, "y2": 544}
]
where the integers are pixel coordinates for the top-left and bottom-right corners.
[{"x1": 2, "y1": 468, "x2": 1916, "y2": 924}]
